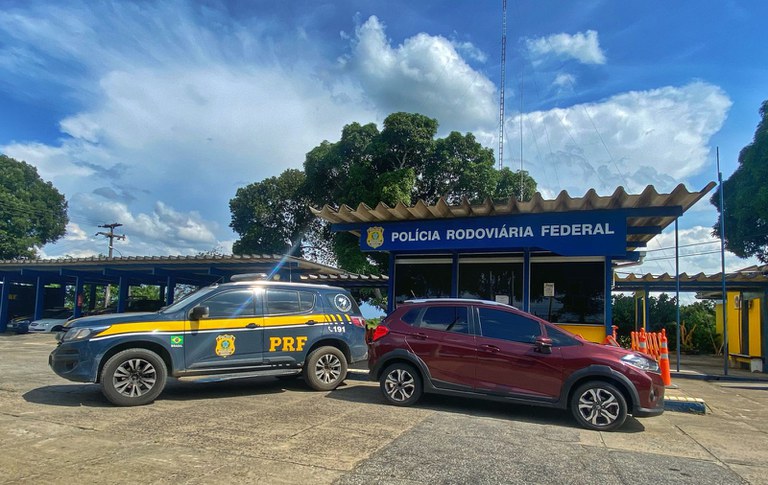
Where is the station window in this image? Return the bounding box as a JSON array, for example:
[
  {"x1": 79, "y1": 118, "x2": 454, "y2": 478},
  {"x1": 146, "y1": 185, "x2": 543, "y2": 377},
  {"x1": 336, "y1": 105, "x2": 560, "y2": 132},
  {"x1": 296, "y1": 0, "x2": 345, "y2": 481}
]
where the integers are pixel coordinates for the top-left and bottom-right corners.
[
  {"x1": 458, "y1": 256, "x2": 523, "y2": 307},
  {"x1": 394, "y1": 257, "x2": 452, "y2": 305},
  {"x1": 529, "y1": 259, "x2": 604, "y2": 324}
]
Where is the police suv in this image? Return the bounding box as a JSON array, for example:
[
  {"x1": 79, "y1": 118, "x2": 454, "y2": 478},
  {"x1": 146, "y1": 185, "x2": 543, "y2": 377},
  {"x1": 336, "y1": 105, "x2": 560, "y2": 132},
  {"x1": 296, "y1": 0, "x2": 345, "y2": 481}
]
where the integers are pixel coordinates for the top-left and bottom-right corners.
[{"x1": 49, "y1": 277, "x2": 368, "y2": 406}]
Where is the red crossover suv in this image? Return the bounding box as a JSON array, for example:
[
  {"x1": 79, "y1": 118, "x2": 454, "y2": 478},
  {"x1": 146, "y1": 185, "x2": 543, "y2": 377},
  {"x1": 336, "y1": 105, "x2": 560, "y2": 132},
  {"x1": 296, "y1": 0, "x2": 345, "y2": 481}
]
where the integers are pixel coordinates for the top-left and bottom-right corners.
[{"x1": 368, "y1": 299, "x2": 665, "y2": 431}]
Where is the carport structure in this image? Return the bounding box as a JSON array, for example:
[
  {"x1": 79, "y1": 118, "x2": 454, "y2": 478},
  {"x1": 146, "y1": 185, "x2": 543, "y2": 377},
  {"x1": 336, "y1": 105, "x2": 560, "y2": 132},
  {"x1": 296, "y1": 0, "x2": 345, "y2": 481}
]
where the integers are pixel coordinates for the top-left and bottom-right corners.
[
  {"x1": 615, "y1": 269, "x2": 768, "y2": 373},
  {"x1": 0, "y1": 254, "x2": 388, "y2": 331}
]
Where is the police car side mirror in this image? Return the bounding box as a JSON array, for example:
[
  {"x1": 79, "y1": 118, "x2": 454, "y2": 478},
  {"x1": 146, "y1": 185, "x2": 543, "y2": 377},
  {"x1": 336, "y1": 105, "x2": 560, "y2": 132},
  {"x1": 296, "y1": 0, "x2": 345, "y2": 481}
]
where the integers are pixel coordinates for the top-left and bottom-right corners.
[{"x1": 190, "y1": 306, "x2": 209, "y2": 320}]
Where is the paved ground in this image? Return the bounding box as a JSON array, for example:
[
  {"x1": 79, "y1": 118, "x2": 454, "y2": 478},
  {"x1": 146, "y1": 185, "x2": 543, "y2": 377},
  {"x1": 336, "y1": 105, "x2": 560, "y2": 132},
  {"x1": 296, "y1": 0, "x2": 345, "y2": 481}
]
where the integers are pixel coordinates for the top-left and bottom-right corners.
[{"x1": 1, "y1": 333, "x2": 767, "y2": 484}]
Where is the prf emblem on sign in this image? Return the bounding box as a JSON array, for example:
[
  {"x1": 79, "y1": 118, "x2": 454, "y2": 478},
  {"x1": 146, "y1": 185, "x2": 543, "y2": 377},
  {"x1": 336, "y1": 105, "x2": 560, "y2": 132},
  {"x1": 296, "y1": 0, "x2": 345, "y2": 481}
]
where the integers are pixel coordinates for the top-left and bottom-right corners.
[
  {"x1": 215, "y1": 334, "x2": 236, "y2": 358},
  {"x1": 366, "y1": 226, "x2": 384, "y2": 249},
  {"x1": 544, "y1": 283, "x2": 555, "y2": 297}
]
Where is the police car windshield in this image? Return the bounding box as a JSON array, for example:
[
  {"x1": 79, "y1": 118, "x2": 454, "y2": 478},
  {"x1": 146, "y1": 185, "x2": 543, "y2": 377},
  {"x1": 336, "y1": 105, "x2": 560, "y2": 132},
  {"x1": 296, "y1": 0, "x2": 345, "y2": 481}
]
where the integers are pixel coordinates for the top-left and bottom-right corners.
[{"x1": 159, "y1": 286, "x2": 217, "y2": 314}]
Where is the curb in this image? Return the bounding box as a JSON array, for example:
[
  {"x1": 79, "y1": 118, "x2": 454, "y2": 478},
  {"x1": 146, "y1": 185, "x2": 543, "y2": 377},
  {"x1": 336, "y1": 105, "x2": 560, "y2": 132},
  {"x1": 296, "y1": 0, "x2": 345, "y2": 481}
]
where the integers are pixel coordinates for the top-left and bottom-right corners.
[
  {"x1": 663, "y1": 395, "x2": 707, "y2": 414},
  {"x1": 671, "y1": 371, "x2": 768, "y2": 383}
]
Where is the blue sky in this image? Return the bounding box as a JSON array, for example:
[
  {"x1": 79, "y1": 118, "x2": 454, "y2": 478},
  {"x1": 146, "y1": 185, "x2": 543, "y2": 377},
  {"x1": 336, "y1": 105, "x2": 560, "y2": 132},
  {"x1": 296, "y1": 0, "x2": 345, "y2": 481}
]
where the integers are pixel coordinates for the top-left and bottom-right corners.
[{"x1": 1, "y1": 0, "x2": 766, "y2": 277}]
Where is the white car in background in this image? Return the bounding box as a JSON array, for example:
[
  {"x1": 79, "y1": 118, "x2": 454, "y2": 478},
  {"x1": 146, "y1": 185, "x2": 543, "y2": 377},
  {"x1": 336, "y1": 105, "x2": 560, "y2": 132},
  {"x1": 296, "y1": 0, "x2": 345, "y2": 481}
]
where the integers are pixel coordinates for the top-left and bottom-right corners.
[{"x1": 28, "y1": 308, "x2": 73, "y2": 333}]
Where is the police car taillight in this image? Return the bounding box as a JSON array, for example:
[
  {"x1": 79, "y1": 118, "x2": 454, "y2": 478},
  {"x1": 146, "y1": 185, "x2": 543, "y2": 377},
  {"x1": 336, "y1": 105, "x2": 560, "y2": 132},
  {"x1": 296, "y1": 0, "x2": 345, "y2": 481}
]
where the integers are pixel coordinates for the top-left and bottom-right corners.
[
  {"x1": 350, "y1": 316, "x2": 366, "y2": 328},
  {"x1": 371, "y1": 325, "x2": 390, "y2": 342}
]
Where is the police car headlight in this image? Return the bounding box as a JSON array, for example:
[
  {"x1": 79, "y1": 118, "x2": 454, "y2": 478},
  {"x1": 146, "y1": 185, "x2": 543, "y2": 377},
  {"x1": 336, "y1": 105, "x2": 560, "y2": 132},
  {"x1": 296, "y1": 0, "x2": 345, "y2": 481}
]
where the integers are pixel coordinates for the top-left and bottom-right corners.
[
  {"x1": 621, "y1": 353, "x2": 660, "y2": 373},
  {"x1": 62, "y1": 326, "x2": 110, "y2": 342}
]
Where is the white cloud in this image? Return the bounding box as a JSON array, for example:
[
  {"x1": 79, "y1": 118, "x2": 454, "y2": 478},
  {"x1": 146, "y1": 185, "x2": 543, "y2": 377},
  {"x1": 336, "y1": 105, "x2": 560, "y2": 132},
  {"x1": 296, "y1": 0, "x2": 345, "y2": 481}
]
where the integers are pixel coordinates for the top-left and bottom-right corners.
[
  {"x1": 526, "y1": 30, "x2": 606, "y2": 65},
  {"x1": 622, "y1": 225, "x2": 761, "y2": 278},
  {"x1": 451, "y1": 40, "x2": 487, "y2": 63},
  {"x1": 343, "y1": 16, "x2": 498, "y2": 132},
  {"x1": 553, "y1": 73, "x2": 575, "y2": 88},
  {"x1": 507, "y1": 82, "x2": 732, "y2": 195}
]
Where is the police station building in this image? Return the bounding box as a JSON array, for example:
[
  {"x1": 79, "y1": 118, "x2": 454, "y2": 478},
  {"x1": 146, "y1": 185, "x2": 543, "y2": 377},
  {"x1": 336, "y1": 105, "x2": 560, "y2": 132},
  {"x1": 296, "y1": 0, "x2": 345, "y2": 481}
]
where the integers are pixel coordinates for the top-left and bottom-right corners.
[{"x1": 313, "y1": 183, "x2": 715, "y2": 342}]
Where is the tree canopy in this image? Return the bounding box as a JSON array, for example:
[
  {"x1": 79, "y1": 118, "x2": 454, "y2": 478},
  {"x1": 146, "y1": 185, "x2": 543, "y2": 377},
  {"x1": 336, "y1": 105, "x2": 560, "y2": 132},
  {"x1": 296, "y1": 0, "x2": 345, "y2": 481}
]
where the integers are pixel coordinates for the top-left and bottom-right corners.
[
  {"x1": 230, "y1": 112, "x2": 537, "y2": 273},
  {"x1": 711, "y1": 100, "x2": 768, "y2": 262},
  {"x1": 0, "y1": 155, "x2": 68, "y2": 259}
]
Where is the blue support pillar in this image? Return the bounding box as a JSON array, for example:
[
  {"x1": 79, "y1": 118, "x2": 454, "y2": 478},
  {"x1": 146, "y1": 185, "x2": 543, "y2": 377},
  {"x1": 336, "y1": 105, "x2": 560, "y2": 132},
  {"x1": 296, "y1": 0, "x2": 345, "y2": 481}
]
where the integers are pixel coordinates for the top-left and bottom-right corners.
[
  {"x1": 605, "y1": 256, "x2": 613, "y2": 337},
  {"x1": 73, "y1": 276, "x2": 84, "y2": 318},
  {"x1": 523, "y1": 250, "x2": 530, "y2": 312},
  {"x1": 0, "y1": 276, "x2": 10, "y2": 331},
  {"x1": 88, "y1": 284, "x2": 97, "y2": 311},
  {"x1": 34, "y1": 277, "x2": 46, "y2": 320},
  {"x1": 451, "y1": 253, "x2": 459, "y2": 298},
  {"x1": 387, "y1": 255, "x2": 396, "y2": 314},
  {"x1": 165, "y1": 276, "x2": 176, "y2": 306},
  {"x1": 117, "y1": 277, "x2": 129, "y2": 313},
  {"x1": 675, "y1": 218, "x2": 681, "y2": 372},
  {"x1": 644, "y1": 286, "x2": 651, "y2": 330}
]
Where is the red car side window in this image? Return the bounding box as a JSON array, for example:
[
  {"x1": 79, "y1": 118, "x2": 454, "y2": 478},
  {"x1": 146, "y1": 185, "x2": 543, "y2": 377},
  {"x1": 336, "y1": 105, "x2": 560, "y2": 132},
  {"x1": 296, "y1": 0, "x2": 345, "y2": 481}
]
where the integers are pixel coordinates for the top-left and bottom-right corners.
[{"x1": 478, "y1": 307, "x2": 541, "y2": 343}]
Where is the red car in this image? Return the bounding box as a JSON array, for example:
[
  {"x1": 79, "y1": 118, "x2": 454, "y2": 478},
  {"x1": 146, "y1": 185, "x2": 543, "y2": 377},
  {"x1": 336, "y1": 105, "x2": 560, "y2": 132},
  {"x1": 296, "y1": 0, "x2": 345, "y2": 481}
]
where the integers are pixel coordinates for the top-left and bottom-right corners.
[{"x1": 368, "y1": 299, "x2": 664, "y2": 431}]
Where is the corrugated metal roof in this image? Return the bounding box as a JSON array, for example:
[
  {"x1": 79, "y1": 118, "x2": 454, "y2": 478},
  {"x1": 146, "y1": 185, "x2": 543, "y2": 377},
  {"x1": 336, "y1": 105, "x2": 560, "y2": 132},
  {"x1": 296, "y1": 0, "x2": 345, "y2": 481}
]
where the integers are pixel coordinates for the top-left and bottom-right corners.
[
  {"x1": 616, "y1": 271, "x2": 768, "y2": 285},
  {"x1": 312, "y1": 183, "x2": 715, "y2": 223},
  {"x1": 312, "y1": 183, "x2": 716, "y2": 250},
  {"x1": 0, "y1": 253, "x2": 342, "y2": 274}
]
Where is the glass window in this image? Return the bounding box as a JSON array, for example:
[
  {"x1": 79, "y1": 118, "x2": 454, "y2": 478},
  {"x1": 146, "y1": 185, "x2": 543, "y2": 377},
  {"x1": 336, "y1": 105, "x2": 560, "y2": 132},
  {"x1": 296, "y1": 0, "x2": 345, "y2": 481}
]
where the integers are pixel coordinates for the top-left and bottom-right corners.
[
  {"x1": 400, "y1": 308, "x2": 422, "y2": 325},
  {"x1": 415, "y1": 306, "x2": 470, "y2": 334},
  {"x1": 477, "y1": 307, "x2": 541, "y2": 343},
  {"x1": 394, "y1": 258, "x2": 452, "y2": 306},
  {"x1": 266, "y1": 289, "x2": 315, "y2": 315},
  {"x1": 458, "y1": 259, "x2": 523, "y2": 307},
  {"x1": 529, "y1": 260, "x2": 605, "y2": 324},
  {"x1": 546, "y1": 325, "x2": 578, "y2": 347},
  {"x1": 203, "y1": 290, "x2": 256, "y2": 318}
]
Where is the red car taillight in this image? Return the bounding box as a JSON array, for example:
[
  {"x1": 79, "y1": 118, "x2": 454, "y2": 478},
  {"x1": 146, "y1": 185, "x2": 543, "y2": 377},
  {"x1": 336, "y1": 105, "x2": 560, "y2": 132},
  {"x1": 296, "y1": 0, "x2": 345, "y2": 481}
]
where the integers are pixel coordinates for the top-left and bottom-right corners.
[
  {"x1": 371, "y1": 325, "x2": 390, "y2": 342},
  {"x1": 350, "y1": 316, "x2": 366, "y2": 328}
]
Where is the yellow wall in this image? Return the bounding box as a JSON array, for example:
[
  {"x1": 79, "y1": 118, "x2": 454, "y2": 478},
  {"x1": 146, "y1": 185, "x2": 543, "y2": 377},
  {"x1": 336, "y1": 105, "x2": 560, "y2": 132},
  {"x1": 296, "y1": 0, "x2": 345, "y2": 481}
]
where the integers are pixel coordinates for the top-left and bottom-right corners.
[
  {"x1": 715, "y1": 292, "x2": 762, "y2": 357},
  {"x1": 557, "y1": 324, "x2": 606, "y2": 343}
]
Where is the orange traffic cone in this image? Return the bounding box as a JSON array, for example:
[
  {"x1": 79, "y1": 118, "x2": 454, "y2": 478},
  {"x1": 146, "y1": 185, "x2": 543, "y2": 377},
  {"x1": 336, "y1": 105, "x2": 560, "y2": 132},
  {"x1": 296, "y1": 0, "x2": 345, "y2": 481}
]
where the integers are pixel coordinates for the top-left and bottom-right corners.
[
  {"x1": 638, "y1": 328, "x2": 647, "y2": 355},
  {"x1": 659, "y1": 330, "x2": 672, "y2": 386},
  {"x1": 631, "y1": 331, "x2": 637, "y2": 351}
]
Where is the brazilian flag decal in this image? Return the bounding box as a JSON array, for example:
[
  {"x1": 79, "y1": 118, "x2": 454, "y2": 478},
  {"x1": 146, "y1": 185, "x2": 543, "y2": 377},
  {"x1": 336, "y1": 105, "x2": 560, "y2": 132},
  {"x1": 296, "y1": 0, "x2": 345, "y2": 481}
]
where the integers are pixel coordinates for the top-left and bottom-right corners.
[{"x1": 171, "y1": 335, "x2": 184, "y2": 347}]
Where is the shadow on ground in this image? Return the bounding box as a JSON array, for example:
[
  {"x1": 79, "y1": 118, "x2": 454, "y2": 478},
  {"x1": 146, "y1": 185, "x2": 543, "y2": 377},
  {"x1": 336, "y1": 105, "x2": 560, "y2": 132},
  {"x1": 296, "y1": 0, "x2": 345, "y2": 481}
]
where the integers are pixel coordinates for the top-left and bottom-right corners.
[
  {"x1": 22, "y1": 376, "x2": 320, "y2": 407},
  {"x1": 326, "y1": 383, "x2": 645, "y2": 433}
]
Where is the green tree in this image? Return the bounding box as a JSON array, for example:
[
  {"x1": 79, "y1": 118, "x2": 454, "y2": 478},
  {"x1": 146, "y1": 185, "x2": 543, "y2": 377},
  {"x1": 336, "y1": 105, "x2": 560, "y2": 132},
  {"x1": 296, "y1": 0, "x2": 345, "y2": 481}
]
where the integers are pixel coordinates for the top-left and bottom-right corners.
[
  {"x1": 230, "y1": 112, "x2": 538, "y2": 273},
  {"x1": 0, "y1": 155, "x2": 68, "y2": 259},
  {"x1": 711, "y1": 100, "x2": 768, "y2": 262},
  {"x1": 229, "y1": 169, "x2": 312, "y2": 255}
]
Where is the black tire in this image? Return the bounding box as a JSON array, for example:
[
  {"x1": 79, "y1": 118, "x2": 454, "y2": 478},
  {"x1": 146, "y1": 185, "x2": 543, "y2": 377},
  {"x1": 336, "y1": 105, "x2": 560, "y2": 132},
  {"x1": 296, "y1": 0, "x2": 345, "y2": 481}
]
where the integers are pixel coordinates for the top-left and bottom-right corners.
[
  {"x1": 303, "y1": 346, "x2": 348, "y2": 391},
  {"x1": 570, "y1": 381, "x2": 628, "y2": 431},
  {"x1": 380, "y1": 362, "x2": 423, "y2": 407},
  {"x1": 100, "y1": 349, "x2": 167, "y2": 406}
]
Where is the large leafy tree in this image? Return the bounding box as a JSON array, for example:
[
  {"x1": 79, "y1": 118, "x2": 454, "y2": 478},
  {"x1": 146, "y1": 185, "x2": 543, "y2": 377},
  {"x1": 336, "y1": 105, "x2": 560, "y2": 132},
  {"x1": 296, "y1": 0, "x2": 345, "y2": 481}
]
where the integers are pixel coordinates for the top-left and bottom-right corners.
[
  {"x1": 230, "y1": 112, "x2": 537, "y2": 273},
  {"x1": 229, "y1": 169, "x2": 313, "y2": 255},
  {"x1": 712, "y1": 100, "x2": 768, "y2": 262},
  {"x1": 0, "y1": 155, "x2": 68, "y2": 259}
]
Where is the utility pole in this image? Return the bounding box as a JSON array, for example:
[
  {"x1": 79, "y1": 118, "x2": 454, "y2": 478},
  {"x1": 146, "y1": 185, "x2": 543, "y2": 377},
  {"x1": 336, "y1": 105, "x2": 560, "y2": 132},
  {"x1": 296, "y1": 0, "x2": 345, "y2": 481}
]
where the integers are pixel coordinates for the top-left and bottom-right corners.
[{"x1": 96, "y1": 223, "x2": 125, "y2": 307}]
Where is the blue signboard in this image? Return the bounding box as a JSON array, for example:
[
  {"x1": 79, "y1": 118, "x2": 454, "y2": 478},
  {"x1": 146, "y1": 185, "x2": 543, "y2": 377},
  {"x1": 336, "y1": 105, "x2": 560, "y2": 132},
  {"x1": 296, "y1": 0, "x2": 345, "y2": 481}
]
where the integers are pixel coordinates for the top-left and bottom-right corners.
[{"x1": 359, "y1": 212, "x2": 627, "y2": 256}]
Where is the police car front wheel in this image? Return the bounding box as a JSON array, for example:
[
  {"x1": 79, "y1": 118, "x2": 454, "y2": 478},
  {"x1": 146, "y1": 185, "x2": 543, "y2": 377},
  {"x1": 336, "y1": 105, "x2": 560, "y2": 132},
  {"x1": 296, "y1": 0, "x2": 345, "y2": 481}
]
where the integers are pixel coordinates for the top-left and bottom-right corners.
[
  {"x1": 303, "y1": 346, "x2": 348, "y2": 391},
  {"x1": 100, "y1": 349, "x2": 168, "y2": 406}
]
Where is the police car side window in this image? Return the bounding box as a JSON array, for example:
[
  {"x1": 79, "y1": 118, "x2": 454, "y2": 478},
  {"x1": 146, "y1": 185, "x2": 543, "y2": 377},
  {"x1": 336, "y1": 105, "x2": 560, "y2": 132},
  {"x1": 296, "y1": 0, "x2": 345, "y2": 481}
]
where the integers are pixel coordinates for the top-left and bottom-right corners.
[
  {"x1": 203, "y1": 290, "x2": 257, "y2": 318},
  {"x1": 266, "y1": 289, "x2": 315, "y2": 315}
]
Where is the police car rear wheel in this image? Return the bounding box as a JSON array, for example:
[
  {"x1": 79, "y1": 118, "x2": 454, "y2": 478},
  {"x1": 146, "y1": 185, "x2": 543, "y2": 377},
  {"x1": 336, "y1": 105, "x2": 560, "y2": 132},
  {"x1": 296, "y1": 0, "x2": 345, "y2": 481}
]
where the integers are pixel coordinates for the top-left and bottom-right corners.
[
  {"x1": 100, "y1": 349, "x2": 167, "y2": 406},
  {"x1": 303, "y1": 346, "x2": 348, "y2": 391}
]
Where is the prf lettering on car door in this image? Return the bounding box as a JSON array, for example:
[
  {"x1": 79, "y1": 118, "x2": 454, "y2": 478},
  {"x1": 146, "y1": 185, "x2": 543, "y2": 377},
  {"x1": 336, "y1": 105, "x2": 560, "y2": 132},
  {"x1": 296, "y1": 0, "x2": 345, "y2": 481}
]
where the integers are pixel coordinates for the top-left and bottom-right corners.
[{"x1": 269, "y1": 336, "x2": 308, "y2": 352}]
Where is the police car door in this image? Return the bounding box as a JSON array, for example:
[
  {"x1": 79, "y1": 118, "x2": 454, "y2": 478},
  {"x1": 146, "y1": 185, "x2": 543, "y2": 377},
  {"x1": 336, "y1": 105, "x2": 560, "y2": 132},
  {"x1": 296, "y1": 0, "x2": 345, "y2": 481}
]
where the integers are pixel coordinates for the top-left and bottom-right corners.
[
  {"x1": 185, "y1": 288, "x2": 264, "y2": 370},
  {"x1": 262, "y1": 288, "x2": 321, "y2": 367}
]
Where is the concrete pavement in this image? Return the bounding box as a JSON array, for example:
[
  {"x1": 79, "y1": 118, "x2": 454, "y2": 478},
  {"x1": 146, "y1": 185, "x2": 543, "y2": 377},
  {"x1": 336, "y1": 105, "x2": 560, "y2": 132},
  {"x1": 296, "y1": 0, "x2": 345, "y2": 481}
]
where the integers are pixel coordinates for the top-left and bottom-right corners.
[{"x1": 1, "y1": 333, "x2": 766, "y2": 484}]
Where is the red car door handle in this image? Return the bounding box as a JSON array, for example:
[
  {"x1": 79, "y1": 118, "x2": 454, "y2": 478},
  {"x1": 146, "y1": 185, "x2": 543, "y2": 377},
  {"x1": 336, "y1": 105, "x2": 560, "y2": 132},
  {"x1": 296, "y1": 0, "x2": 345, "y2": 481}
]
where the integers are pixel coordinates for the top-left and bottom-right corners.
[
  {"x1": 411, "y1": 333, "x2": 428, "y2": 340},
  {"x1": 480, "y1": 344, "x2": 500, "y2": 352}
]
